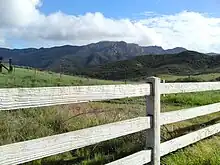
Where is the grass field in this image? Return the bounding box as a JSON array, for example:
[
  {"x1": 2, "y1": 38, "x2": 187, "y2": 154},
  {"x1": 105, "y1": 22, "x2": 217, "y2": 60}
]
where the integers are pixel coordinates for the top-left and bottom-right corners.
[
  {"x1": 0, "y1": 68, "x2": 220, "y2": 165},
  {"x1": 159, "y1": 73, "x2": 220, "y2": 82},
  {"x1": 0, "y1": 66, "x2": 121, "y2": 88}
]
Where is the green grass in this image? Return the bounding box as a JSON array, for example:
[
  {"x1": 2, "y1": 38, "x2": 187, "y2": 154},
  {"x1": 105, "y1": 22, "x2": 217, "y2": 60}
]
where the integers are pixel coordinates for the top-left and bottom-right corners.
[
  {"x1": 159, "y1": 73, "x2": 220, "y2": 82},
  {"x1": 0, "y1": 68, "x2": 220, "y2": 165},
  {"x1": 0, "y1": 67, "x2": 121, "y2": 88},
  {"x1": 161, "y1": 136, "x2": 220, "y2": 165}
]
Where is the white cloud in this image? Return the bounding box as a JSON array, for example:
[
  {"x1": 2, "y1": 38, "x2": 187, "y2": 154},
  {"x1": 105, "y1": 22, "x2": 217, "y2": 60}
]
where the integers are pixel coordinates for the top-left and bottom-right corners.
[
  {"x1": 0, "y1": 38, "x2": 6, "y2": 47},
  {"x1": 0, "y1": 30, "x2": 6, "y2": 47},
  {"x1": 1, "y1": 0, "x2": 220, "y2": 53},
  {"x1": 140, "y1": 11, "x2": 220, "y2": 52},
  {"x1": 0, "y1": 0, "x2": 42, "y2": 27}
]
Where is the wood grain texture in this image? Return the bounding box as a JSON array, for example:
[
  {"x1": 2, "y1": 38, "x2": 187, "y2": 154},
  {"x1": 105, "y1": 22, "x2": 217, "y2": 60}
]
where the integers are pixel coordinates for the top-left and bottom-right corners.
[
  {"x1": 146, "y1": 77, "x2": 161, "y2": 165},
  {"x1": 160, "y1": 122, "x2": 220, "y2": 156},
  {"x1": 161, "y1": 82, "x2": 220, "y2": 94},
  {"x1": 161, "y1": 103, "x2": 220, "y2": 125},
  {"x1": 106, "y1": 150, "x2": 151, "y2": 165},
  {"x1": 0, "y1": 117, "x2": 151, "y2": 165},
  {"x1": 0, "y1": 84, "x2": 151, "y2": 111},
  {"x1": 108, "y1": 123, "x2": 220, "y2": 165}
]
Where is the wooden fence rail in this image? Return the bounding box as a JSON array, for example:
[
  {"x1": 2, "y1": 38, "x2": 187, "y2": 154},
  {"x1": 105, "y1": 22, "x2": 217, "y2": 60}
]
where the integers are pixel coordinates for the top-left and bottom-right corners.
[
  {"x1": 0, "y1": 117, "x2": 151, "y2": 165},
  {"x1": 0, "y1": 77, "x2": 220, "y2": 165},
  {"x1": 107, "y1": 123, "x2": 220, "y2": 165}
]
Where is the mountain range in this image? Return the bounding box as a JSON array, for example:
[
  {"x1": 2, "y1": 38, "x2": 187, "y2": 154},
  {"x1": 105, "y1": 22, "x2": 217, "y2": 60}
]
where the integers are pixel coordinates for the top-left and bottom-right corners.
[
  {"x1": 0, "y1": 41, "x2": 186, "y2": 72},
  {"x1": 1, "y1": 41, "x2": 220, "y2": 81}
]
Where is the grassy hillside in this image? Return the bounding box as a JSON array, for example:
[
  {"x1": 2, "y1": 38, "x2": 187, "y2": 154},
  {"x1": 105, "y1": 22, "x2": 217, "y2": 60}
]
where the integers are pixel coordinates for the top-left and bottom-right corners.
[
  {"x1": 79, "y1": 51, "x2": 220, "y2": 81},
  {"x1": 3, "y1": 49, "x2": 220, "y2": 82},
  {"x1": 0, "y1": 68, "x2": 220, "y2": 165},
  {"x1": 160, "y1": 73, "x2": 220, "y2": 82},
  {"x1": 0, "y1": 66, "x2": 121, "y2": 88}
]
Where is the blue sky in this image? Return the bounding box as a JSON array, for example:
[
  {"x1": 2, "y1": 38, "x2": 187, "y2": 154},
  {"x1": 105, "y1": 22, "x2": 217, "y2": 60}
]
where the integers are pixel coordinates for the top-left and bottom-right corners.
[
  {"x1": 40, "y1": 0, "x2": 220, "y2": 18},
  {"x1": 1, "y1": 0, "x2": 220, "y2": 52}
]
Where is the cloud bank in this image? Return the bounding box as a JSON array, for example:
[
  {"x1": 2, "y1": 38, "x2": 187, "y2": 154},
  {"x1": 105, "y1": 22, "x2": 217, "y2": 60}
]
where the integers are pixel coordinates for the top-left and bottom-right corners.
[{"x1": 1, "y1": 0, "x2": 220, "y2": 53}]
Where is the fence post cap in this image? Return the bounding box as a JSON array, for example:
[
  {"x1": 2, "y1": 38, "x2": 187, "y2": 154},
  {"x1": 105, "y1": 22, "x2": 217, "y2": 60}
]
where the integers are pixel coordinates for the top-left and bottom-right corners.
[{"x1": 146, "y1": 76, "x2": 161, "y2": 82}]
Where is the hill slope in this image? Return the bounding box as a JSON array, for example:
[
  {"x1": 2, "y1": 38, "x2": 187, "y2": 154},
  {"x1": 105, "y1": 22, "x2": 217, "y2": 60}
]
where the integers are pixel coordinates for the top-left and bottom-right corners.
[
  {"x1": 0, "y1": 66, "x2": 120, "y2": 88},
  {"x1": 0, "y1": 41, "x2": 186, "y2": 72},
  {"x1": 79, "y1": 51, "x2": 220, "y2": 80}
]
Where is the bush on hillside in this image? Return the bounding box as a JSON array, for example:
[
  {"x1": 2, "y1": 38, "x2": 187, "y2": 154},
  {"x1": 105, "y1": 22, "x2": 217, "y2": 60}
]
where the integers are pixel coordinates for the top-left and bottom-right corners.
[
  {"x1": 210, "y1": 76, "x2": 220, "y2": 82},
  {"x1": 215, "y1": 76, "x2": 220, "y2": 81}
]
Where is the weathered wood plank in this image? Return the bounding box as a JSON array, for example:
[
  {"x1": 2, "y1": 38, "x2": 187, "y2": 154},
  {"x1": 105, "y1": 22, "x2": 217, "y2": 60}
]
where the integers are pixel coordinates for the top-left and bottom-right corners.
[
  {"x1": 105, "y1": 150, "x2": 151, "y2": 165},
  {"x1": 0, "y1": 84, "x2": 151, "y2": 110},
  {"x1": 108, "y1": 123, "x2": 220, "y2": 165},
  {"x1": 146, "y1": 77, "x2": 161, "y2": 165},
  {"x1": 161, "y1": 82, "x2": 220, "y2": 94},
  {"x1": 161, "y1": 103, "x2": 220, "y2": 125},
  {"x1": 160, "y1": 123, "x2": 220, "y2": 156},
  {"x1": 0, "y1": 117, "x2": 151, "y2": 165}
]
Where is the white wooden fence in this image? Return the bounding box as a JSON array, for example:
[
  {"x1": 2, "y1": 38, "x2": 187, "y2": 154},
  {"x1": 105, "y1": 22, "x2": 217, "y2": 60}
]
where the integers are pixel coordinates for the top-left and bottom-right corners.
[{"x1": 0, "y1": 77, "x2": 220, "y2": 165}]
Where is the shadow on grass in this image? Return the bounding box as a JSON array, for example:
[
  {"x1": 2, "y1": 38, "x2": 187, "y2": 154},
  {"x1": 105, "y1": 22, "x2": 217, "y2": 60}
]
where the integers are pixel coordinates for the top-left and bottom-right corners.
[{"x1": 164, "y1": 116, "x2": 220, "y2": 141}]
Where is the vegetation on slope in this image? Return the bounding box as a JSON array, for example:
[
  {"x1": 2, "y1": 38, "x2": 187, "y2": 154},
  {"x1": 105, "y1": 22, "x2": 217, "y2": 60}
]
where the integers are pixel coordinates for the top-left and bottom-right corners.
[
  {"x1": 0, "y1": 41, "x2": 186, "y2": 72},
  {"x1": 160, "y1": 73, "x2": 220, "y2": 82},
  {"x1": 79, "y1": 51, "x2": 220, "y2": 81},
  {"x1": 2, "y1": 46, "x2": 220, "y2": 82},
  {"x1": 0, "y1": 68, "x2": 220, "y2": 165},
  {"x1": 0, "y1": 66, "x2": 120, "y2": 88}
]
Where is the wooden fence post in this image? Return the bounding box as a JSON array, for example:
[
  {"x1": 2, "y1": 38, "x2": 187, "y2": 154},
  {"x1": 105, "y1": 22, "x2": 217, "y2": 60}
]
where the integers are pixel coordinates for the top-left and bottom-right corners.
[{"x1": 146, "y1": 76, "x2": 161, "y2": 165}]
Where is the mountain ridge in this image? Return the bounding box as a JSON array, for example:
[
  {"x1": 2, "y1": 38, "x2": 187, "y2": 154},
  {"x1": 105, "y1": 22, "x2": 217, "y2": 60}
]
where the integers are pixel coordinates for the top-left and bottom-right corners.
[
  {"x1": 2, "y1": 41, "x2": 219, "y2": 80},
  {"x1": 0, "y1": 41, "x2": 187, "y2": 71}
]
